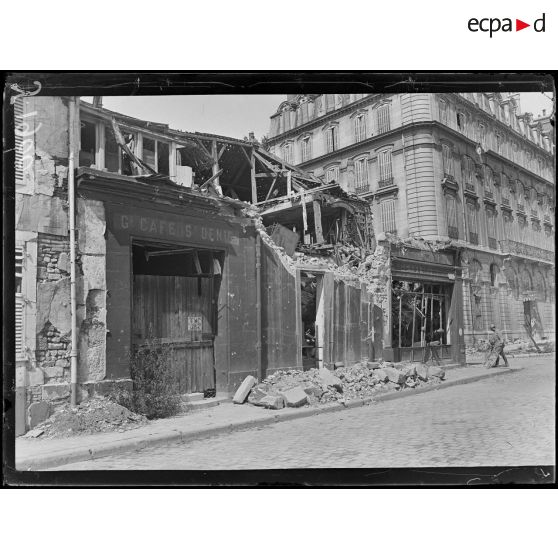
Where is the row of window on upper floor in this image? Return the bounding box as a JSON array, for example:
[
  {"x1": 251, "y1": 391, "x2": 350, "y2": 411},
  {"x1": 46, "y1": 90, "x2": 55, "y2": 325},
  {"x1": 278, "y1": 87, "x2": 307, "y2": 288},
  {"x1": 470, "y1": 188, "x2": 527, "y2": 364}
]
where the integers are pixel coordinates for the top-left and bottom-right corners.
[
  {"x1": 79, "y1": 117, "x2": 194, "y2": 177},
  {"x1": 438, "y1": 96, "x2": 554, "y2": 179},
  {"x1": 271, "y1": 94, "x2": 371, "y2": 136},
  {"x1": 279, "y1": 104, "x2": 391, "y2": 164},
  {"x1": 442, "y1": 147, "x2": 554, "y2": 211}
]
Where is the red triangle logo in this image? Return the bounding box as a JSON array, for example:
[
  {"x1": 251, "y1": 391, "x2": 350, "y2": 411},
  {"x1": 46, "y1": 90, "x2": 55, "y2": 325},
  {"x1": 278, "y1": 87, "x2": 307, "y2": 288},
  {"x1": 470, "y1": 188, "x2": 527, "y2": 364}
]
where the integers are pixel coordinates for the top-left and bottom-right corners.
[{"x1": 516, "y1": 19, "x2": 530, "y2": 31}]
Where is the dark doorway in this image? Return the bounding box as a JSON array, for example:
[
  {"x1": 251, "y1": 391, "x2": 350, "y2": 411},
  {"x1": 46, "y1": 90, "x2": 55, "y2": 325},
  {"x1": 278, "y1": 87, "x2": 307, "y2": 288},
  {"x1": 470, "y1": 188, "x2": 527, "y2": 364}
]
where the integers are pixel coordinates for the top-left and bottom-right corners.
[
  {"x1": 132, "y1": 242, "x2": 223, "y2": 394},
  {"x1": 300, "y1": 271, "x2": 324, "y2": 370}
]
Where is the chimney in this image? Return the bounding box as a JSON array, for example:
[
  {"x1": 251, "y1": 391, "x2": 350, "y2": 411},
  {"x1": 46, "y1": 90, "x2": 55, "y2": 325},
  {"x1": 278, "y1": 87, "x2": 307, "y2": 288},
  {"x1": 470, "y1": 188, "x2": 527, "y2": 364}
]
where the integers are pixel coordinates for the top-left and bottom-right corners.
[{"x1": 248, "y1": 132, "x2": 256, "y2": 142}]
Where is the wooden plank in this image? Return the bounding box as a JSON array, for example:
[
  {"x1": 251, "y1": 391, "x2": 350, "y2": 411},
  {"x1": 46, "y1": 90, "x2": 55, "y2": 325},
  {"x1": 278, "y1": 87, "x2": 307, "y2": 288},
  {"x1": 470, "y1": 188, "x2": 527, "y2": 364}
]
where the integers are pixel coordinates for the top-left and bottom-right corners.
[
  {"x1": 251, "y1": 150, "x2": 257, "y2": 204},
  {"x1": 312, "y1": 200, "x2": 324, "y2": 243}
]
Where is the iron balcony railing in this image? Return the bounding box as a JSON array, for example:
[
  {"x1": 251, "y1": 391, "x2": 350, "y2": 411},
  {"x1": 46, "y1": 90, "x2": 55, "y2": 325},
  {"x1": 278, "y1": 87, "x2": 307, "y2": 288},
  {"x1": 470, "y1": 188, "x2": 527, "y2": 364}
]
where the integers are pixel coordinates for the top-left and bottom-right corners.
[
  {"x1": 378, "y1": 177, "x2": 394, "y2": 189},
  {"x1": 484, "y1": 190, "x2": 494, "y2": 200},
  {"x1": 465, "y1": 182, "x2": 476, "y2": 193},
  {"x1": 517, "y1": 203, "x2": 525, "y2": 213},
  {"x1": 499, "y1": 240, "x2": 554, "y2": 262},
  {"x1": 501, "y1": 197, "x2": 510, "y2": 207},
  {"x1": 355, "y1": 183, "x2": 369, "y2": 194}
]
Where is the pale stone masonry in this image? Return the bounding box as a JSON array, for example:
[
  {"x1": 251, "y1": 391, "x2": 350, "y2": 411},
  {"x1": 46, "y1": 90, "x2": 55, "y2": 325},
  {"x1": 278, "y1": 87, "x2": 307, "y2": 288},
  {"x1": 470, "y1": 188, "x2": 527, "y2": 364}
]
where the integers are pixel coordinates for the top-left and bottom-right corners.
[{"x1": 266, "y1": 93, "x2": 555, "y2": 347}]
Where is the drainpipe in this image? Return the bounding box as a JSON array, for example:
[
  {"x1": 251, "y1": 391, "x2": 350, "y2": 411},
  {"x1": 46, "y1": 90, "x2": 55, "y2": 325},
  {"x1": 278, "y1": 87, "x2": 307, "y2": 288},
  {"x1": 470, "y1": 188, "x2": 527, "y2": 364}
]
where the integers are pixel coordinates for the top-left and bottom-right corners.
[
  {"x1": 69, "y1": 98, "x2": 78, "y2": 406},
  {"x1": 255, "y1": 234, "x2": 262, "y2": 381}
]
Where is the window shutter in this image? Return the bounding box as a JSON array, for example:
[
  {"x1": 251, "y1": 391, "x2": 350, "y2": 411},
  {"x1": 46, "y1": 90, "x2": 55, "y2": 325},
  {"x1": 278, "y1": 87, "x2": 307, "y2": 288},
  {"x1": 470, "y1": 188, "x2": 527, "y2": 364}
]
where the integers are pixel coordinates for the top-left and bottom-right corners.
[
  {"x1": 378, "y1": 150, "x2": 392, "y2": 182},
  {"x1": 377, "y1": 105, "x2": 391, "y2": 134},
  {"x1": 14, "y1": 98, "x2": 24, "y2": 183},
  {"x1": 381, "y1": 199, "x2": 396, "y2": 233},
  {"x1": 446, "y1": 195, "x2": 457, "y2": 228},
  {"x1": 15, "y1": 247, "x2": 24, "y2": 355}
]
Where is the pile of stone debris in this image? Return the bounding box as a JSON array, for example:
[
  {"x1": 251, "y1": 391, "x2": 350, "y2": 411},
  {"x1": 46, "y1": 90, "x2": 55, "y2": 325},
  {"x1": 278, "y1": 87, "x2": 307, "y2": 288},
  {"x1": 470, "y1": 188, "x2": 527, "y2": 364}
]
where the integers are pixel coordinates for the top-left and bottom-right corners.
[
  {"x1": 233, "y1": 361, "x2": 446, "y2": 410},
  {"x1": 24, "y1": 396, "x2": 148, "y2": 439}
]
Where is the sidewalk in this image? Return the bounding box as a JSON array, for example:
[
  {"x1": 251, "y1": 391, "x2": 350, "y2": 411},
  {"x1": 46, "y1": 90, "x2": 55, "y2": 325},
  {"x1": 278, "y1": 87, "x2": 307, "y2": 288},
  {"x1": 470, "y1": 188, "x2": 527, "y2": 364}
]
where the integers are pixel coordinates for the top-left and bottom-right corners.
[{"x1": 15, "y1": 363, "x2": 523, "y2": 471}]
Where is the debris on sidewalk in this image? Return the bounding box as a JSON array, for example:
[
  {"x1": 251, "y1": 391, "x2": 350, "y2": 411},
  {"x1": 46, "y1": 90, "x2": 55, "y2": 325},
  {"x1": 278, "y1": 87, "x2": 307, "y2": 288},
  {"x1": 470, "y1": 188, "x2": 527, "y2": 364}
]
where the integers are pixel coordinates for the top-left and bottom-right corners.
[
  {"x1": 23, "y1": 396, "x2": 148, "y2": 439},
  {"x1": 238, "y1": 360, "x2": 444, "y2": 410}
]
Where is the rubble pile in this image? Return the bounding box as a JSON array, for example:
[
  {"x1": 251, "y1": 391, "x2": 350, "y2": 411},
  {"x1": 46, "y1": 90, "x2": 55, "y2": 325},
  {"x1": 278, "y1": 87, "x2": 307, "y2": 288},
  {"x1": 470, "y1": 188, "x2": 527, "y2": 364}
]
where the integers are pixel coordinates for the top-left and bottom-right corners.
[
  {"x1": 24, "y1": 396, "x2": 148, "y2": 439},
  {"x1": 234, "y1": 361, "x2": 445, "y2": 410}
]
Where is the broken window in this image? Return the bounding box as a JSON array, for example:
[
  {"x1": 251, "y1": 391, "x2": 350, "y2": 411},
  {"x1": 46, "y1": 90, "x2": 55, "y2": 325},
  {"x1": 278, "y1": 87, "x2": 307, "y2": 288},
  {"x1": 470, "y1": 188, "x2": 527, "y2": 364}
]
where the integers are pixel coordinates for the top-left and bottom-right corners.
[
  {"x1": 142, "y1": 137, "x2": 156, "y2": 169},
  {"x1": 157, "y1": 141, "x2": 169, "y2": 175},
  {"x1": 79, "y1": 120, "x2": 97, "y2": 167},
  {"x1": 325, "y1": 166, "x2": 339, "y2": 184},
  {"x1": 104, "y1": 125, "x2": 120, "y2": 172},
  {"x1": 120, "y1": 131, "x2": 137, "y2": 176},
  {"x1": 391, "y1": 281, "x2": 450, "y2": 350}
]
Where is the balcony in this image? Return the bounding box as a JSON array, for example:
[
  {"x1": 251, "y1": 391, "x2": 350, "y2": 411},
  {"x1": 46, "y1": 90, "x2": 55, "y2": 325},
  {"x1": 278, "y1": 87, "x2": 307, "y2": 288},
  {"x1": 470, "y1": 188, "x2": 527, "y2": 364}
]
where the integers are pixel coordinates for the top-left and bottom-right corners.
[
  {"x1": 501, "y1": 197, "x2": 511, "y2": 207},
  {"x1": 488, "y1": 237, "x2": 498, "y2": 250},
  {"x1": 516, "y1": 203, "x2": 525, "y2": 214},
  {"x1": 378, "y1": 177, "x2": 394, "y2": 189},
  {"x1": 448, "y1": 225, "x2": 459, "y2": 240},
  {"x1": 465, "y1": 182, "x2": 476, "y2": 193},
  {"x1": 544, "y1": 215, "x2": 551, "y2": 223},
  {"x1": 484, "y1": 190, "x2": 494, "y2": 200},
  {"x1": 469, "y1": 232, "x2": 478, "y2": 245},
  {"x1": 530, "y1": 210, "x2": 539, "y2": 220},
  {"x1": 354, "y1": 183, "x2": 370, "y2": 194},
  {"x1": 499, "y1": 240, "x2": 554, "y2": 262}
]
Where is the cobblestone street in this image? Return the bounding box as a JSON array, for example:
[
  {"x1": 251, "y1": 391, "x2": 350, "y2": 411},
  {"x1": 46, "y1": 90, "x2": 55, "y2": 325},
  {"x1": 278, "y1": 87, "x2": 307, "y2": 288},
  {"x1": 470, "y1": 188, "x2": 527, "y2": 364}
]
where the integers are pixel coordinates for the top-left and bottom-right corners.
[{"x1": 51, "y1": 358, "x2": 555, "y2": 470}]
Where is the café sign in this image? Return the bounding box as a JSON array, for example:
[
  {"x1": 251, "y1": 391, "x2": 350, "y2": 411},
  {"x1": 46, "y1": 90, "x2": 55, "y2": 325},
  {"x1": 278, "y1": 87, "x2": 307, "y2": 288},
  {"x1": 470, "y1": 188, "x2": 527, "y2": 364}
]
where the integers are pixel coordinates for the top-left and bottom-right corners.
[{"x1": 108, "y1": 207, "x2": 239, "y2": 247}]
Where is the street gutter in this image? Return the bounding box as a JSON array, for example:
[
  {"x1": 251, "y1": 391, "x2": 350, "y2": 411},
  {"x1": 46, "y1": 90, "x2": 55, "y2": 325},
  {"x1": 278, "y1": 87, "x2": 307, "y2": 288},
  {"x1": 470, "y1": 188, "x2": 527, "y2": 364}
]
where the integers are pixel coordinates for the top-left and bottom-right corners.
[{"x1": 17, "y1": 365, "x2": 522, "y2": 471}]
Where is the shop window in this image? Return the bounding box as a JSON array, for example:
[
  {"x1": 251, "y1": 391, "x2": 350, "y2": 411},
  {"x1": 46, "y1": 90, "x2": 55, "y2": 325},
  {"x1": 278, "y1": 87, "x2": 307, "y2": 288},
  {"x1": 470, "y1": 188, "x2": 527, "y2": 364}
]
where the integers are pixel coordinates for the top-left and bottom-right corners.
[
  {"x1": 391, "y1": 281, "x2": 450, "y2": 350},
  {"x1": 79, "y1": 120, "x2": 97, "y2": 167}
]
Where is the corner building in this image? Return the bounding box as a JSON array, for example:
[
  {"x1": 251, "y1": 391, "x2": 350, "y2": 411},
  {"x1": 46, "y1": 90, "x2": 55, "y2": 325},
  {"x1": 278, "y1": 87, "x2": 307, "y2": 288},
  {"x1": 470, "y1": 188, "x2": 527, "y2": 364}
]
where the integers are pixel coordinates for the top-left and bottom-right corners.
[{"x1": 266, "y1": 93, "x2": 555, "y2": 355}]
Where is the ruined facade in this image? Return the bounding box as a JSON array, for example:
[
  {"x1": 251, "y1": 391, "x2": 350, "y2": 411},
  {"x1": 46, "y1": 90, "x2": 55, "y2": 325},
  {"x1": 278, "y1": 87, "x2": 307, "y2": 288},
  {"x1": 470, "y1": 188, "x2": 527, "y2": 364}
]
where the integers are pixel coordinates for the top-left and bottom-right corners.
[
  {"x1": 266, "y1": 93, "x2": 555, "y2": 350},
  {"x1": 14, "y1": 97, "x2": 379, "y2": 433}
]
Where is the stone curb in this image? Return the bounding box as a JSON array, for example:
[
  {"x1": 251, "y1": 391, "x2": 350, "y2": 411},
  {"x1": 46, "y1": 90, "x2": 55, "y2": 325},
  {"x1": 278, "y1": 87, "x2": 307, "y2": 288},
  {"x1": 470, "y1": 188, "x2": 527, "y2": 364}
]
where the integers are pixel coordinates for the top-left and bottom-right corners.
[{"x1": 17, "y1": 365, "x2": 523, "y2": 471}]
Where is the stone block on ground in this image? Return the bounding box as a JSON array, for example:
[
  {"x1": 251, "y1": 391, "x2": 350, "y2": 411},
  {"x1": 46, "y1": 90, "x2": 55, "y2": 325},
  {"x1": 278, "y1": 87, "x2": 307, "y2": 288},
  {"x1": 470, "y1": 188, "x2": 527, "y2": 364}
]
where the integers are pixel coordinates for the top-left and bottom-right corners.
[
  {"x1": 303, "y1": 384, "x2": 324, "y2": 398},
  {"x1": 373, "y1": 369, "x2": 389, "y2": 383},
  {"x1": 318, "y1": 369, "x2": 343, "y2": 392},
  {"x1": 367, "y1": 361, "x2": 381, "y2": 370},
  {"x1": 247, "y1": 386, "x2": 269, "y2": 406},
  {"x1": 383, "y1": 367, "x2": 406, "y2": 384},
  {"x1": 260, "y1": 395, "x2": 285, "y2": 410},
  {"x1": 27, "y1": 401, "x2": 51, "y2": 429},
  {"x1": 280, "y1": 386, "x2": 308, "y2": 408},
  {"x1": 334, "y1": 361, "x2": 345, "y2": 369},
  {"x1": 405, "y1": 364, "x2": 417, "y2": 377},
  {"x1": 232, "y1": 375, "x2": 257, "y2": 404},
  {"x1": 428, "y1": 366, "x2": 445, "y2": 379},
  {"x1": 415, "y1": 363, "x2": 429, "y2": 381}
]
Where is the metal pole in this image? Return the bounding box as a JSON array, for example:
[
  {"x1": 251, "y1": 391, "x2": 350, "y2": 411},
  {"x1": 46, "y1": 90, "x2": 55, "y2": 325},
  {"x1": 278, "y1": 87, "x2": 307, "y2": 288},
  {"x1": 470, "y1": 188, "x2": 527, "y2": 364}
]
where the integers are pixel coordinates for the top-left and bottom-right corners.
[{"x1": 69, "y1": 98, "x2": 78, "y2": 406}]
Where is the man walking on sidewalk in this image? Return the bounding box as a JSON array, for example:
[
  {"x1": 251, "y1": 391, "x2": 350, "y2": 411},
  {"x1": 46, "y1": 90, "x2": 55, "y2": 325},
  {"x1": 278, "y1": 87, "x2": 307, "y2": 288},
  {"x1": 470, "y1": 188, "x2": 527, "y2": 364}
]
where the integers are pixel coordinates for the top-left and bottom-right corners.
[{"x1": 485, "y1": 324, "x2": 509, "y2": 367}]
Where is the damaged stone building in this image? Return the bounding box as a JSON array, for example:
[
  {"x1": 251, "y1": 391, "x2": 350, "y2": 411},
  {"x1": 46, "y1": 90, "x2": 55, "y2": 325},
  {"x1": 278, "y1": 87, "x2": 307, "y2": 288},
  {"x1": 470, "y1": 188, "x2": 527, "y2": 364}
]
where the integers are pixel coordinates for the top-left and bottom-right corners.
[
  {"x1": 266, "y1": 93, "x2": 556, "y2": 357},
  {"x1": 14, "y1": 96, "x2": 382, "y2": 433}
]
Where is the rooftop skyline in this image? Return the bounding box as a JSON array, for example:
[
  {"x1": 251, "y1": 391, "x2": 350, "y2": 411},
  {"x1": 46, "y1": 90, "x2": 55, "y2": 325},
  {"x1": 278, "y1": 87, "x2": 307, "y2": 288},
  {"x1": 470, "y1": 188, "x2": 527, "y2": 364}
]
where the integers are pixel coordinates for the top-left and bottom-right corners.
[{"x1": 82, "y1": 92, "x2": 554, "y2": 143}]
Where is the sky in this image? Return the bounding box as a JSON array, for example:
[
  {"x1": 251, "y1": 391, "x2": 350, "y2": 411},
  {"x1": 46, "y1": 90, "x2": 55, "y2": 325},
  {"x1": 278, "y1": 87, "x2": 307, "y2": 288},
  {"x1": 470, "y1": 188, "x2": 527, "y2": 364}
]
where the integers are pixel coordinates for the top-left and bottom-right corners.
[{"x1": 82, "y1": 92, "x2": 554, "y2": 142}]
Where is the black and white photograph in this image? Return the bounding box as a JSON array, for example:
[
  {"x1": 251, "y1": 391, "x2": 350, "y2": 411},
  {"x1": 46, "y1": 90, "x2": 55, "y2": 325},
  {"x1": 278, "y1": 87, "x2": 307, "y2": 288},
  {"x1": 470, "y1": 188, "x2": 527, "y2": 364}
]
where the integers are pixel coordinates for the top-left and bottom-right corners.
[{"x1": 3, "y1": 73, "x2": 555, "y2": 481}]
